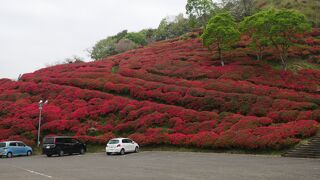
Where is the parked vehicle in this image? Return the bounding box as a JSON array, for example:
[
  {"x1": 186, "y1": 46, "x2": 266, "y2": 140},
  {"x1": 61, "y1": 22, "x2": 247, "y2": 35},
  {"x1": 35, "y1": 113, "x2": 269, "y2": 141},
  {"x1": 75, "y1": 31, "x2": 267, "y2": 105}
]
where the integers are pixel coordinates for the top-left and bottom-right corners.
[
  {"x1": 0, "y1": 141, "x2": 33, "y2": 158},
  {"x1": 106, "y1": 138, "x2": 139, "y2": 155},
  {"x1": 42, "y1": 136, "x2": 86, "y2": 157}
]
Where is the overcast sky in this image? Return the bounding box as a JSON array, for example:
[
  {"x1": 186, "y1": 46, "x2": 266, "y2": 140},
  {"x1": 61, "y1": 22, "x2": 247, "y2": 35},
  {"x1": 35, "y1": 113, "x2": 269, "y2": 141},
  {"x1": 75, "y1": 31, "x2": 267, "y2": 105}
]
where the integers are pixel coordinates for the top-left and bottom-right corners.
[{"x1": 0, "y1": 0, "x2": 186, "y2": 79}]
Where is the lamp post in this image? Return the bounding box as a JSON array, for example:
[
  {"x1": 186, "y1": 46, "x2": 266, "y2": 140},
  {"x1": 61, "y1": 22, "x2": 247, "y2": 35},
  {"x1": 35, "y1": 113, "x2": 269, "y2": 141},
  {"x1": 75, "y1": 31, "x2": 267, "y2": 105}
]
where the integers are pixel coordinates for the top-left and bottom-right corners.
[{"x1": 37, "y1": 100, "x2": 48, "y2": 147}]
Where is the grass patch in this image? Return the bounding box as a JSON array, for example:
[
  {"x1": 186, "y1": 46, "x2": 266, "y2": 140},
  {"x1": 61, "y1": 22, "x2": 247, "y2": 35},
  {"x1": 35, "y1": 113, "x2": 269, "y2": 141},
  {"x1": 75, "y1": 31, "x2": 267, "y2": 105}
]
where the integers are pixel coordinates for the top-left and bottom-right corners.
[
  {"x1": 31, "y1": 145, "x2": 106, "y2": 155},
  {"x1": 137, "y1": 145, "x2": 287, "y2": 156},
  {"x1": 265, "y1": 58, "x2": 320, "y2": 72},
  {"x1": 86, "y1": 144, "x2": 106, "y2": 153},
  {"x1": 112, "y1": 65, "x2": 119, "y2": 74},
  {"x1": 31, "y1": 144, "x2": 290, "y2": 156},
  {"x1": 32, "y1": 146, "x2": 43, "y2": 155}
]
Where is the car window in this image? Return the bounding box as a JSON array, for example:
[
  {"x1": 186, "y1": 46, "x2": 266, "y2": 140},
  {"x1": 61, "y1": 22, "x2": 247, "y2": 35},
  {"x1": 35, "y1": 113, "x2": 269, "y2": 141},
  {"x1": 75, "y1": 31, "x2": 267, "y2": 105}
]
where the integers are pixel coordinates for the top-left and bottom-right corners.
[
  {"x1": 71, "y1": 139, "x2": 78, "y2": 143},
  {"x1": 61, "y1": 138, "x2": 71, "y2": 143},
  {"x1": 127, "y1": 139, "x2": 133, "y2": 143},
  {"x1": 0, "y1": 143, "x2": 6, "y2": 148},
  {"x1": 56, "y1": 138, "x2": 64, "y2": 143},
  {"x1": 122, "y1": 139, "x2": 129, "y2": 143},
  {"x1": 44, "y1": 138, "x2": 55, "y2": 144},
  {"x1": 108, "y1": 140, "x2": 119, "y2": 144},
  {"x1": 17, "y1": 142, "x2": 25, "y2": 147},
  {"x1": 9, "y1": 142, "x2": 17, "y2": 146}
]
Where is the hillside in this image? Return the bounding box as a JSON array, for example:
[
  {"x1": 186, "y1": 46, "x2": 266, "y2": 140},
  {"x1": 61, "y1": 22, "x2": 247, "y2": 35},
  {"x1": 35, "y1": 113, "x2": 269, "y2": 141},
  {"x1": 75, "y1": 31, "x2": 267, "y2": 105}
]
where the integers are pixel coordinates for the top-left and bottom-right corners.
[
  {"x1": 0, "y1": 29, "x2": 320, "y2": 150},
  {"x1": 255, "y1": 0, "x2": 320, "y2": 27}
]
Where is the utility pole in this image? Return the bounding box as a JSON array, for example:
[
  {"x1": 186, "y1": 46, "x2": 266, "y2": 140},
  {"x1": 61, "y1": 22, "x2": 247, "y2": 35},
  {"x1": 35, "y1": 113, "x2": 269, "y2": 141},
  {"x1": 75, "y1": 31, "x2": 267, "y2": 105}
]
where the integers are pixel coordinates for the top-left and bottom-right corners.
[{"x1": 37, "y1": 100, "x2": 48, "y2": 147}]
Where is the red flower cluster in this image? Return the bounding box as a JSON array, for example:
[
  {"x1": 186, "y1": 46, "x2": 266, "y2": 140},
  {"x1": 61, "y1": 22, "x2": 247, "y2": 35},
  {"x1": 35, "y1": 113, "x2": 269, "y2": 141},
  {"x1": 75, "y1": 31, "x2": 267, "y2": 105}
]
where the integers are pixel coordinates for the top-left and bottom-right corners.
[{"x1": 0, "y1": 29, "x2": 319, "y2": 149}]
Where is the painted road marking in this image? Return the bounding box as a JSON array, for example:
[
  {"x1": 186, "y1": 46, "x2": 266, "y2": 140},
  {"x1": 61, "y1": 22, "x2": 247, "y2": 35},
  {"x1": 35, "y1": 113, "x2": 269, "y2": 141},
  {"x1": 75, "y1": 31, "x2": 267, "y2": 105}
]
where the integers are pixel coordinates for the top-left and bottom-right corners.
[{"x1": 11, "y1": 165, "x2": 52, "y2": 179}]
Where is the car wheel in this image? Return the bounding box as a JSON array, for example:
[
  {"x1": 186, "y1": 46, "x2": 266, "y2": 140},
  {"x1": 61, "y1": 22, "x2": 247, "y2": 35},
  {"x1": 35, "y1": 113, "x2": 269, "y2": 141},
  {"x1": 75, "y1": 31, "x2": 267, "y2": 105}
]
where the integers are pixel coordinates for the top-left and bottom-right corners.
[
  {"x1": 58, "y1": 150, "x2": 64, "y2": 157},
  {"x1": 106, "y1": 152, "x2": 111, "y2": 155},
  {"x1": 80, "y1": 148, "x2": 85, "y2": 155},
  {"x1": 120, "y1": 149, "x2": 125, "y2": 155},
  {"x1": 27, "y1": 151, "x2": 32, "y2": 156},
  {"x1": 135, "y1": 147, "x2": 139, "y2": 153},
  {"x1": 7, "y1": 152, "x2": 13, "y2": 158},
  {"x1": 46, "y1": 154, "x2": 52, "y2": 157}
]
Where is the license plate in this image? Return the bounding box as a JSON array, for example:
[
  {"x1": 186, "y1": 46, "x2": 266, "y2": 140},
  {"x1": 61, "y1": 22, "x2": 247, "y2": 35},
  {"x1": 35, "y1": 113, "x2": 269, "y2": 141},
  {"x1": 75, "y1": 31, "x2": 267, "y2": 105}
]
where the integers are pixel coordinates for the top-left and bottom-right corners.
[{"x1": 46, "y1": 146, "x2": 50, "y2": 149}]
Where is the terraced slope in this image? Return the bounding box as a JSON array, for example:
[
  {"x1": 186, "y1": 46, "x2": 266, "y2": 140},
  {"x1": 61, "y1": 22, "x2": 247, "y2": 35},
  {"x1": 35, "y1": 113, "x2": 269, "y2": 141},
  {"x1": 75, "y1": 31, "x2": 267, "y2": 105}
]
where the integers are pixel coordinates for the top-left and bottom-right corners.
[{"x1": 0, "y1": 29, "x2": 319, "y2": 150}]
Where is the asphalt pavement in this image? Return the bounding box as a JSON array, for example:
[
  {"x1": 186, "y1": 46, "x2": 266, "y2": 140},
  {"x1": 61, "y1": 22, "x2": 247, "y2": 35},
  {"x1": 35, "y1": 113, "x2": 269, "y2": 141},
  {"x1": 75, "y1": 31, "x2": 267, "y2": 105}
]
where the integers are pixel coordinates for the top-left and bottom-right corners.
[{"x1": 0, "y1": 151, "x2": 319, "y2": 180}]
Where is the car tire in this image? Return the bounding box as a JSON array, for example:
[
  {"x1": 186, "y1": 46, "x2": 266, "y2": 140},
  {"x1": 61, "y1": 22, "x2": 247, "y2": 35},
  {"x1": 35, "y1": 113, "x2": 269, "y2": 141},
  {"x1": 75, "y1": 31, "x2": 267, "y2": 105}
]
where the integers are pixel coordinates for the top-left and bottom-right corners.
[
  {"x1": 7, "y1": 152, "x2": 13, "y2": 158},
  {"x1": 46, "y1": 154, "x2": 52, "y2": 157},
  {"x1": 120, "y1": 149, "x2": 125, "y2": 155},
  {"x1": 135, "y1": 147, "x2": 139, "y2": 153},
  {"x1": 106, "y1": 152, "x2": 111, "y2": 155},
  {"x1": 80, "y1": 148, "x2": 85, "y2": 155},
  {"x1": 27, "y1": 151, "x2": 32, "y2": 156},
  {"x1": 58, "y1": 150, "x2": 64, "y2": 157}
]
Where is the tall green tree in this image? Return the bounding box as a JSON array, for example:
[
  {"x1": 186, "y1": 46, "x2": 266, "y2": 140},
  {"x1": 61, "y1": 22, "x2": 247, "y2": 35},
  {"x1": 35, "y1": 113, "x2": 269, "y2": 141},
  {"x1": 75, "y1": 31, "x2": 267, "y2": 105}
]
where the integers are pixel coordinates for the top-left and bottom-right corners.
[
  {"x1": 267, "y1": 9, "x2": 311, "y2": 70},
  {"x1": 125, "y1": 32, "x2": 147, "y2": 46},
  {"x1": 221, "y1": 0, "x2": 255, "y2": 21},
  {"x1": 240, "y1": 9, "x2": 311, "y2": 69},
  {"x1": 201, "y1": 13, "x2": 240, "y2": 66},
  {"x1": 154, "y1": 14, "x2": 191, "y2": 41},
  {"x1": 90, "y1": 37, "x2": 117, "y2": 60},
  {"x1": 90, "y1": 30, "x2": 148, "y2": 60},
  {"x1": 186, "y1": 0, "x2": 216, "y2": 27},
  {"x1": 240, "y1": 10, "x2": 272, "y2": 60}
]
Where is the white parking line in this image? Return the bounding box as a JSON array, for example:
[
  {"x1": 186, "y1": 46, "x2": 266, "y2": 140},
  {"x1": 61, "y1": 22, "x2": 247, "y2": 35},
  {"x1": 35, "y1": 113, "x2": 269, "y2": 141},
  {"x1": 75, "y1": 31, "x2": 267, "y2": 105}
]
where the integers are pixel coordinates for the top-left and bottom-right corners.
[{"x1": 11, "y1": 165, "x2": 52, "y2": 179}]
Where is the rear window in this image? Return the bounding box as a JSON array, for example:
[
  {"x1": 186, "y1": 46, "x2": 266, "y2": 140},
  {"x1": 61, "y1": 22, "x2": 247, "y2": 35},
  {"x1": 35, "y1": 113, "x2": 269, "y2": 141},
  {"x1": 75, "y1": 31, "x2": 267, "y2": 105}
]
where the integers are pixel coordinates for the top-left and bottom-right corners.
[
  {"x1": 108, "y1": 140, "x2": 119, "y2": 144},
  {"x1": 44, "y1": 138, "x2": 55, "y2": 144},
  {"x1": 0, "y1": 143, "x2": 6, "y2": 148}
]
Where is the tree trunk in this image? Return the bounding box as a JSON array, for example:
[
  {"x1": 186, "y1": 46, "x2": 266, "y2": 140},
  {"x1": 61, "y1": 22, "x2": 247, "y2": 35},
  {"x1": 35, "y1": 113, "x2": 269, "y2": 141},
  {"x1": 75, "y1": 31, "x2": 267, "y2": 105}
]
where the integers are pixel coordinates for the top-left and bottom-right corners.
[
  {"x1": 218, "y1": 45, "x2": 224, "y2": 66},
  {"x1": 259, "y1": 47, "x2": 263, "y2": 61},
  {"x1": 280, "y1": 54, "x2": 287, "y2": 70},
  {"x1": 281, "y1": 48, "x2": 289, "y2": 70},
  {"x1": 256, "y1": 47, "x2": 263, "y2": 61}
]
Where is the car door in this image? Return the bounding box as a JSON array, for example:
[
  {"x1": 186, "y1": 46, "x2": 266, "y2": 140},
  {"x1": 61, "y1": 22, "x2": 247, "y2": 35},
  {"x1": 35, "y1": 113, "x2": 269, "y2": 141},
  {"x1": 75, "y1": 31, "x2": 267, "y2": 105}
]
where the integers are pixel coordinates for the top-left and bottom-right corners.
[
  {"x1": 63, "y1": 138, "x2": 72, "y2": 154},
  {"x1": 70, "y1": 138, "x2": 80, "y2": 153},
  {"x1": 9, "y1": 142, "x2": 18, "y2": 155},
  {"x1": 126, "y1": 139, "x2": 134, "y2": 152},
  {"x1": 17, "y1": 142, "x2": 27, "y2": 155},
  {"x1": 56, "y1": 138, "x2": 67, "y2": 153},
  {"x1": 121, "y1": 139, "x2": 129, "y2": 152}
]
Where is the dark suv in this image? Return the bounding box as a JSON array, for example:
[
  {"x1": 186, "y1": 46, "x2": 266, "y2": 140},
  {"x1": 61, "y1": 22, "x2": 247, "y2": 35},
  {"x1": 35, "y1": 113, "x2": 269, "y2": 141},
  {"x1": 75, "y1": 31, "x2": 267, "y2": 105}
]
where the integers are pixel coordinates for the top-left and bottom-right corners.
[{"x1": 42, "y1": 136, "x2": 86, "y2": 157}]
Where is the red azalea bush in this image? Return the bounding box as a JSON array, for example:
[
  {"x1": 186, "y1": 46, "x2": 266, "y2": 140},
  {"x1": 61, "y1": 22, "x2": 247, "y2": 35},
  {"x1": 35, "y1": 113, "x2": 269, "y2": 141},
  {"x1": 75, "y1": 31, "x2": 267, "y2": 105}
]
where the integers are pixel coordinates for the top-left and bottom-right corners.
[{"x1": 0, "y1": 29, "x2": 319, "y2": 149}]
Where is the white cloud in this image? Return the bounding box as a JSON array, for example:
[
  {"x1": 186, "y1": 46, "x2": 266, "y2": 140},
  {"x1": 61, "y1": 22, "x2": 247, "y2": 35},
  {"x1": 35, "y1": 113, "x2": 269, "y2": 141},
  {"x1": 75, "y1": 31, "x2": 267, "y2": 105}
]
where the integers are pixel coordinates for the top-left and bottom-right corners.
[{"x1": 0, "y1": 0, "x2": 186, "y2": 79}]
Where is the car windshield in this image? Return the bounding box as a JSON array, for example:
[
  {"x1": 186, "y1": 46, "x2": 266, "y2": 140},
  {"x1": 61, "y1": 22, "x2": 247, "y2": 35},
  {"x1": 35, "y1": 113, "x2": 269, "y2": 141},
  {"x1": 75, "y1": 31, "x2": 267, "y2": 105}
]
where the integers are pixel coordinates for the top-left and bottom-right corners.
[
  {"x1": 108, "y1": 140, "x2": 119, "y2": 144},
  {"x1": 43, "y1": 138, "x2": 54, "y2": 144},
  {"x1": 0, "y1": 143, "x2": 6, "y2": 148}
]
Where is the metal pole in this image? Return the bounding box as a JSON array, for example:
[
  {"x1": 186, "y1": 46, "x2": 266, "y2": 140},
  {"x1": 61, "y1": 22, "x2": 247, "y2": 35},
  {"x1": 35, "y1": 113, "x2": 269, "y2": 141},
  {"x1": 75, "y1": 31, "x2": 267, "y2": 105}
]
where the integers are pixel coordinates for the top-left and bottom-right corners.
[{"x1": 37, "y1": 106, "x2": 42, "y2": 147}]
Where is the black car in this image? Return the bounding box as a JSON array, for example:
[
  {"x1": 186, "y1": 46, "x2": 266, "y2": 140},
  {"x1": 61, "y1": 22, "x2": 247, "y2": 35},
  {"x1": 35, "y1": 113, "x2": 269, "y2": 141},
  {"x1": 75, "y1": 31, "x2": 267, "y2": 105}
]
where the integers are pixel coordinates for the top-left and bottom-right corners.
[{"x1": 42, "y1": 136, "x2": 86, "y2": 157}]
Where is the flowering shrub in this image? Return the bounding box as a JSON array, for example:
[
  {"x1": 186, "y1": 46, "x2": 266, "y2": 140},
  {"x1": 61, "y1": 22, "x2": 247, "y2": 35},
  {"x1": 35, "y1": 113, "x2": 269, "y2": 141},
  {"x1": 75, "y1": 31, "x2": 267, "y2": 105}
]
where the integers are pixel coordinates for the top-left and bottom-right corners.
[{"x1": 0, "y1": 29, "x2": 319, "y2": 149}]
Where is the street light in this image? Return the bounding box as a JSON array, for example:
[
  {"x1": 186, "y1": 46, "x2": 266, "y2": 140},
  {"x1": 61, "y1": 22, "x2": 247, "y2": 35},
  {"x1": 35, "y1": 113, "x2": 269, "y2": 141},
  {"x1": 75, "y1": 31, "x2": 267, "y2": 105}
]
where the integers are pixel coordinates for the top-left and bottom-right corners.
[{"x1": 37, "y1": 99, "x2": 48, "y2": 147}]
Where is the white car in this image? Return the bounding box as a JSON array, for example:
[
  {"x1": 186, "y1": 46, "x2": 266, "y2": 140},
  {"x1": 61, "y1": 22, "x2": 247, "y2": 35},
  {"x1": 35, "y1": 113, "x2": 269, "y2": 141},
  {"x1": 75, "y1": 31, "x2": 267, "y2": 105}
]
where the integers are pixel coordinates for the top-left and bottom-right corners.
[{"x1": 106, "y1": 138, "x2": 139, "y2": 155}]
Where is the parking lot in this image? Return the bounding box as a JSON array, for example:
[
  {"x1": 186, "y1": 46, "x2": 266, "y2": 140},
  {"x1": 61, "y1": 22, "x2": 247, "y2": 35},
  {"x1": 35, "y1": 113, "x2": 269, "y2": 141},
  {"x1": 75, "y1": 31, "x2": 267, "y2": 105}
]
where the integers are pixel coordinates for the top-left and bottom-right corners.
[{"x1": 0, "y1": 151, "x2": 319, "y2": 180}]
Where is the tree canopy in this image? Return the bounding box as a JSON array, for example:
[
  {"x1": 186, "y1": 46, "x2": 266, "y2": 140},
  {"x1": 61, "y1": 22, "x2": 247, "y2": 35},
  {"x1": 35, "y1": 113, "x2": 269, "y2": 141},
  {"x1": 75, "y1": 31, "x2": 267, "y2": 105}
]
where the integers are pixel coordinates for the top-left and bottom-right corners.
[
  {"x1": 240, "y1": 9, "x2": 273, "y2": 60},
  {"x1": 90, "y1": 30, "x2": 148, "y2": 60},
  {"x1": 241, "y1": 9, "x2": 311, "y2": 69},
  {"x1": 268, "y1": 9, "x2": 311, "y2": 69},
  {"x1": 186, "y1": 0, "x2": 216, "y2": 27},
  {"x1": 201, "y1": 12, "x2": 240, "y2": 66}
]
